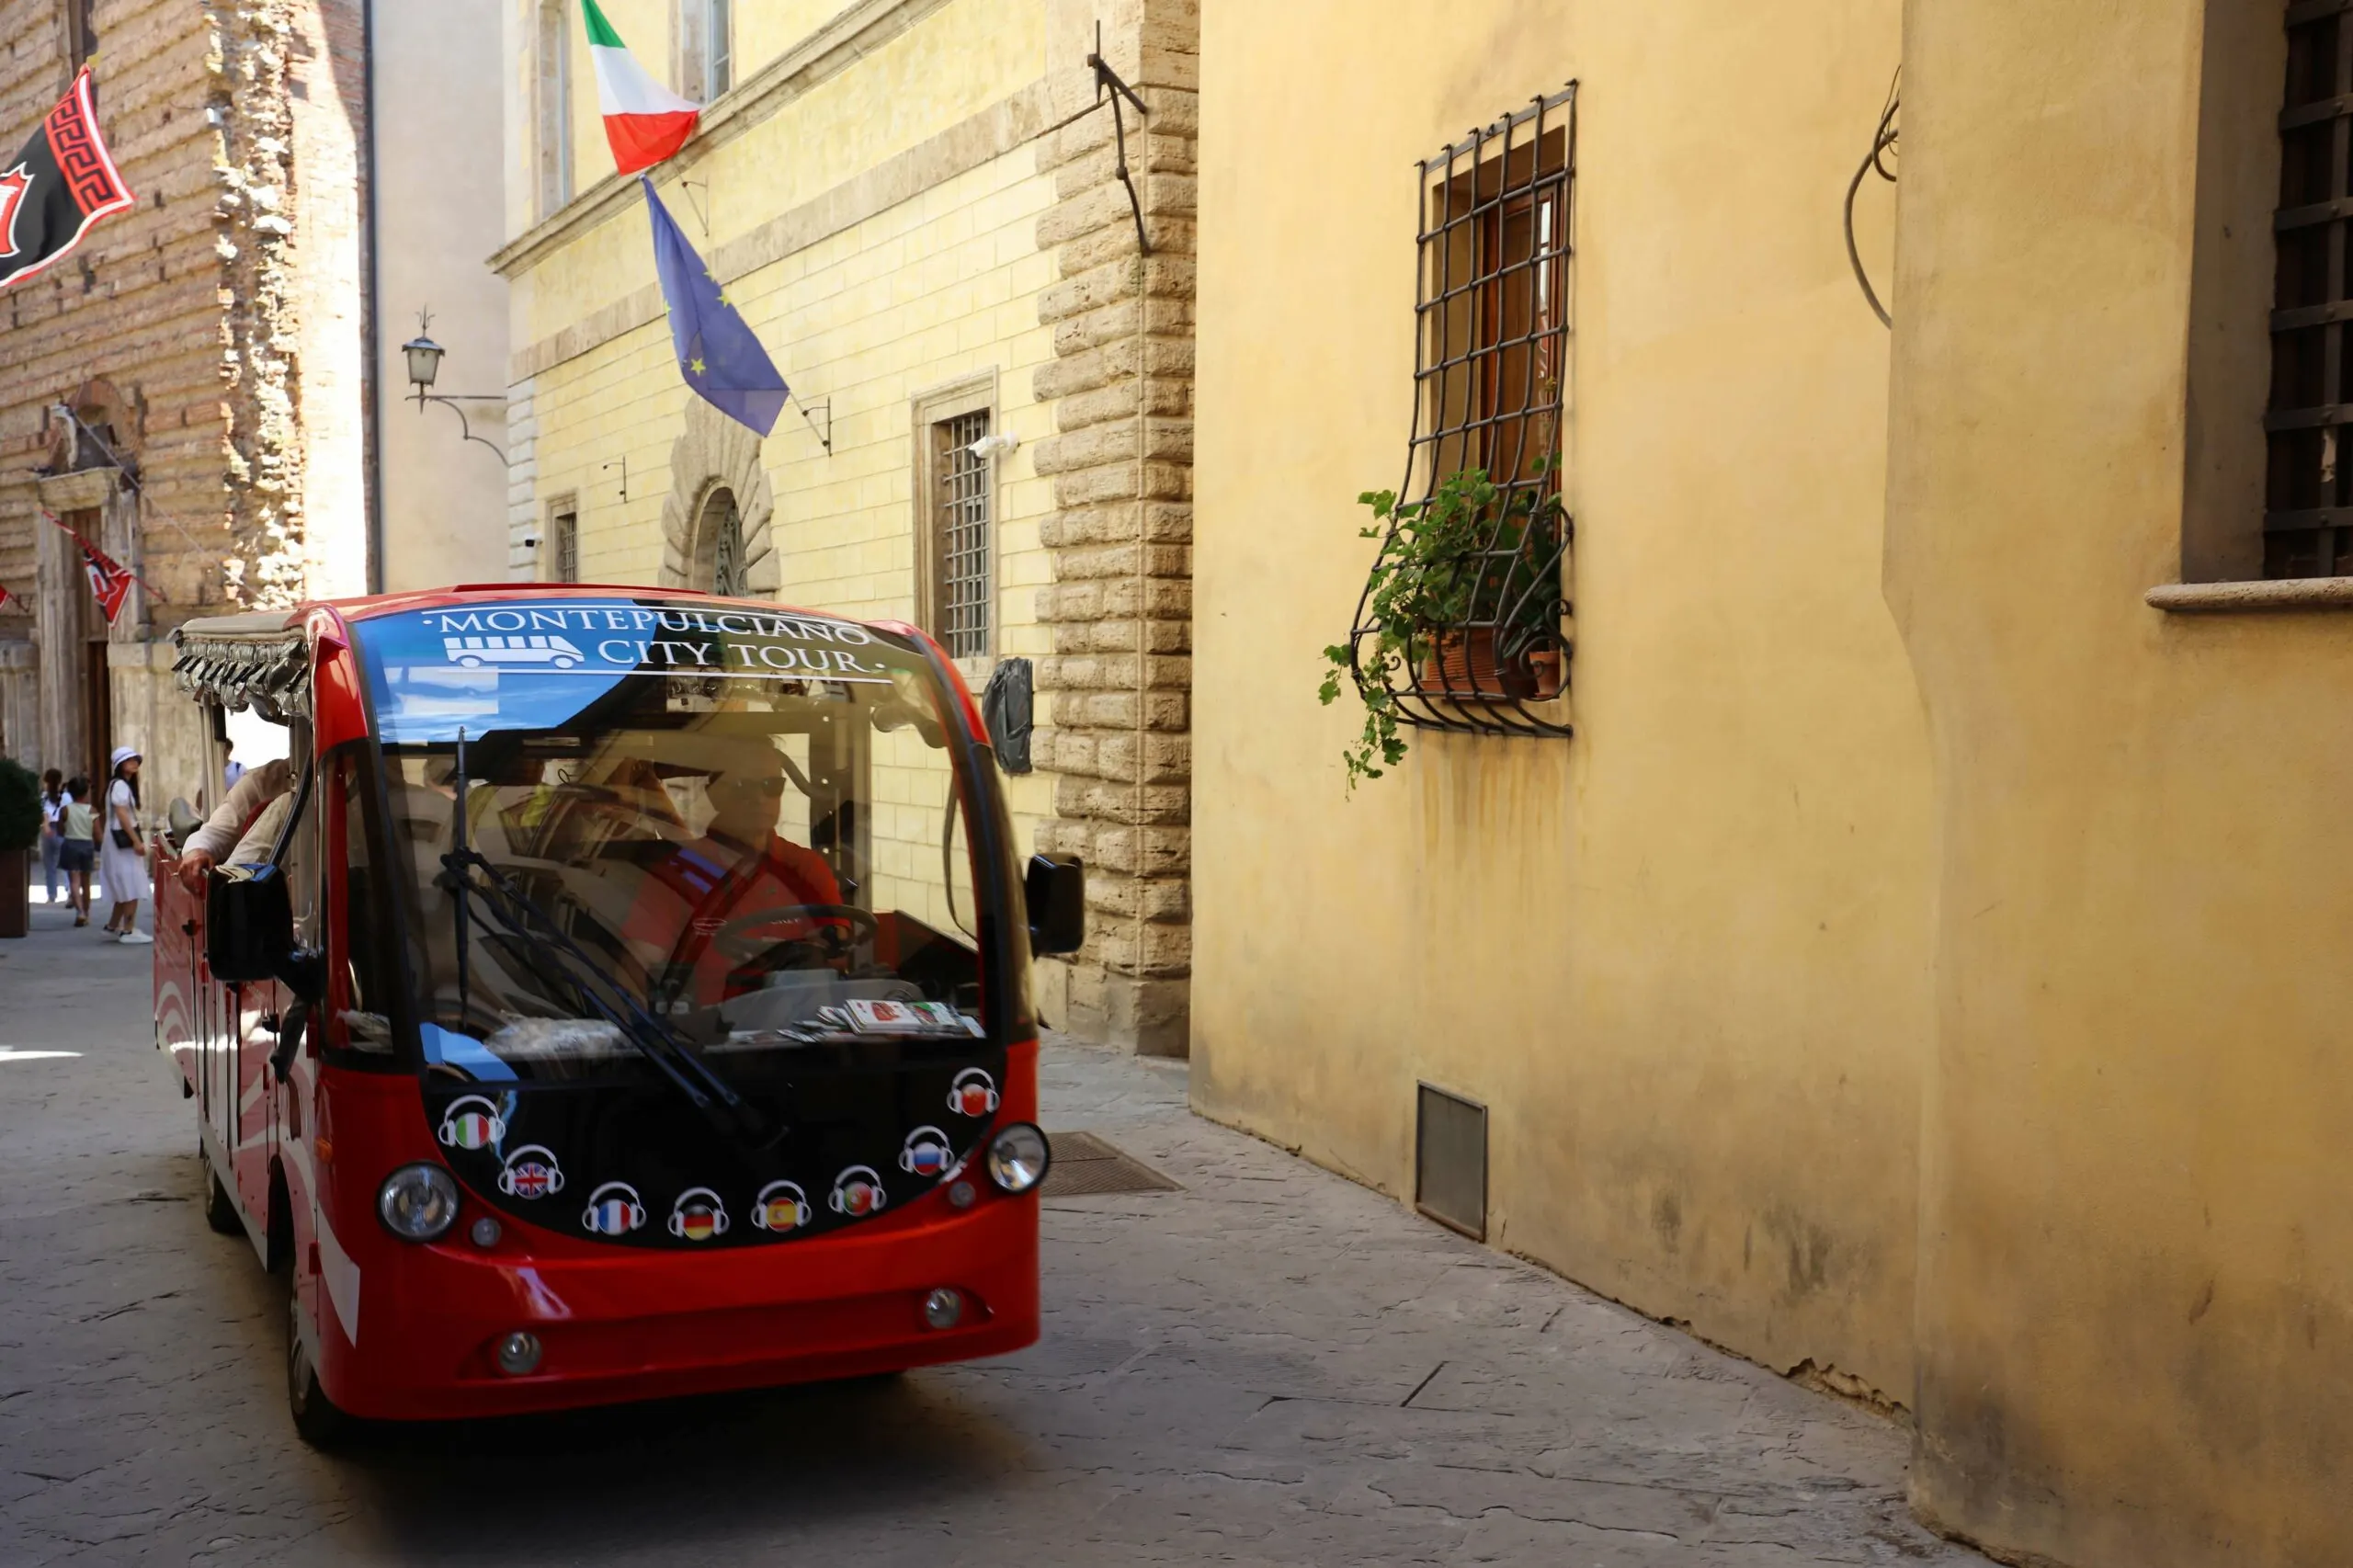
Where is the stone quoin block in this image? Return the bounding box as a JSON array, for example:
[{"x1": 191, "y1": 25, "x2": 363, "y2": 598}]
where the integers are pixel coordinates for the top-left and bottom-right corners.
[{"x1": 1029, "y1": 6, "x2": 1198, "y2": 1052}]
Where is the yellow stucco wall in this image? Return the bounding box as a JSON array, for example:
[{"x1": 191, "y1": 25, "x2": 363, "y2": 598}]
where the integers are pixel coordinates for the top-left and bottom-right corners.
[
  {"x1": 506, "y1": 0, "x2": 1061, "y2": 918},
  {"x1": 1891, "y1": 3, "x2": 2353, "y2": 1563},
  {"x1": 1193, "y1": 0, "x2": 1931, "y2": 1401}
]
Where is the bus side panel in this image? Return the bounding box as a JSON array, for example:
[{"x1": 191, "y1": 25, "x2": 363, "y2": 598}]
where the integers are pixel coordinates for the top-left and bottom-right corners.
[
  {"x1": 282, "y1": 1051, "x2": 327, "y2": 1367},
  {"x1": 233, "y1": 979, "x2": 284, "y2": 1243},
  {"x1": 153, "y1": 853, "x2": 199, "y2": 1096}
]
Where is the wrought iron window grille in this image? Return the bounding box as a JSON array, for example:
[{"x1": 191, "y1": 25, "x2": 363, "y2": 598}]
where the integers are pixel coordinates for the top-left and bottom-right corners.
[
  {"x1": 1342, "y1": 85, "x2": 1576, "y2": 741},
  {"x1": 2268, "y1": 4, "x2": 2353, "y2": 578},
  {"x1": 937, "y1": 409, "x2": 993, "y2": 659}
]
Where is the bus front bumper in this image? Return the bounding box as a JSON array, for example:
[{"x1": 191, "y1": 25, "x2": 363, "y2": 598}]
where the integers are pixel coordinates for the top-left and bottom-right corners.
[{"x1": 320, "y1": 1190, "x2": 1040, "y2": 1421}]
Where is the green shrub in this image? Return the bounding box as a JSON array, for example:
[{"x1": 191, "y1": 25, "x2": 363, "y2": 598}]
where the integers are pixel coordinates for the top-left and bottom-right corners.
[{"x1": 0, "y1": 758, "x2": 40, "y2": 854}]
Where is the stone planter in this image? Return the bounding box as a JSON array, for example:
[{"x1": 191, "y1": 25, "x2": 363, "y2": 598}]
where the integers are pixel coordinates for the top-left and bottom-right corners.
[{"x1": 0, "y1": 848, "x2": 27, "y2": 938}]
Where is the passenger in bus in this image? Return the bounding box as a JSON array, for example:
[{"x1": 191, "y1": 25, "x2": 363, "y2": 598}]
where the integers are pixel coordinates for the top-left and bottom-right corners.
[{"x1": 174, "y1": 743, "x2": 299, "y2": 891}]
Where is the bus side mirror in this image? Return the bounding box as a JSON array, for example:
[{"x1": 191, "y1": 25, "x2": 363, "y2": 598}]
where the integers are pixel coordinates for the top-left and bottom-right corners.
[
  {"x1": 207, "y1": 865, "x2": 293, "y2": 983},
  {"x1": 1025, "y1": 854, "x2": 1086, "y2": 957}
]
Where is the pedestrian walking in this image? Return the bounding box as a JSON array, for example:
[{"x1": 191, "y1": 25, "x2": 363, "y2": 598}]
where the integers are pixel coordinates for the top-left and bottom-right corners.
[
  {"x1": 57, "y1": 775, "x2": 95, "y2": 926},
  {"x1": 99, "y1": 746, "x2": 151, "y2": 944},
  {"x1": 39, "y1": 768, "x2": 64, "y2": 905}
]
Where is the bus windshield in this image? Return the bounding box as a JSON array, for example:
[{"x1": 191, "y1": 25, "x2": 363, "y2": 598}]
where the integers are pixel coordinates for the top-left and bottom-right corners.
[{"x1": 349, "y1": 598, "x2": 983, "y2": 1082}]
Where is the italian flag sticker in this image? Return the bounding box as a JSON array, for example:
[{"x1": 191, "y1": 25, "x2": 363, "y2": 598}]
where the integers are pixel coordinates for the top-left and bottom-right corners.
[{"x1": 584, "y1": 0, "x2": 700, "y2": 176}]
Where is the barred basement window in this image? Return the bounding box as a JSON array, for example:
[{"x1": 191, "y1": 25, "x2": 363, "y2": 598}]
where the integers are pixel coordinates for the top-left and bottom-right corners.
[
  {"x1": 2269, "y1": 5, "x2": 2353, "y2": 577},
  {"x1": 1340, "y1": 85, "x2": 1575, "y2": 739},
  {"x1": 932, "y1": 410, "x2": 993, "y2": 659}
]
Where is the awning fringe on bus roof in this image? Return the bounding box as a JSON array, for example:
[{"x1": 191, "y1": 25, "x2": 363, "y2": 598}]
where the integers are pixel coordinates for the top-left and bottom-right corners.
[{"x1": 170, "y1": 614, "x2": 309, "y2": 721}]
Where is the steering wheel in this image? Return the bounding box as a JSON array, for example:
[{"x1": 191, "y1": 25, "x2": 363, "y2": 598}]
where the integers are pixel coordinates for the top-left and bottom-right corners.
[{"x1": 711, "y1": 904, "x2": 880, "y2": 963}]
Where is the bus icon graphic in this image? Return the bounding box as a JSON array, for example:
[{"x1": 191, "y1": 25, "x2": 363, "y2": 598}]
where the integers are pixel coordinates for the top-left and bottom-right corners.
[{"x1": 444, "y1": 634, "x2": 585, "y2": 670}]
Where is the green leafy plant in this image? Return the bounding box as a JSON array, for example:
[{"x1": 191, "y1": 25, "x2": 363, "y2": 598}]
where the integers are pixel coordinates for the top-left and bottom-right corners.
[
  {"x1": 1319, "y1": 467, "x2": 1563, "y2": 790},
  {"x1": 0, "y1": 758, "x2": 40, "y2": 854}
]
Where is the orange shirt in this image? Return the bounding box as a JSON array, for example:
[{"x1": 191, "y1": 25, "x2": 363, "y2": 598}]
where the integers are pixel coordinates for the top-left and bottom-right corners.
[{"x1": 621, "y1": 833, "x2": 847, "y2": 1006}]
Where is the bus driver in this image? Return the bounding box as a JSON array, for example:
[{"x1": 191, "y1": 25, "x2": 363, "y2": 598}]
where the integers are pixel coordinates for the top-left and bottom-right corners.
[{"x1": 622, "y1": 745, "x2": 850, "y2": 1005}]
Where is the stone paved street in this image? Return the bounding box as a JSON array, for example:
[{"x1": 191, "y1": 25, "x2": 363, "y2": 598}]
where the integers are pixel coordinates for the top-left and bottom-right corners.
[{"x1": 0, "y1": 894, "x2": 1989, "y2": 1566}]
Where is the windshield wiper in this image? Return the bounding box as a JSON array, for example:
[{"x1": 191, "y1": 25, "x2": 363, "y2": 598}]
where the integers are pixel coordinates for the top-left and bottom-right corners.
[
  {"x1": 431, "y1": 733, "x2": 766, "y2": 1146},
  {"x1": 439, "y1": 844, "x2": 774, "y2": 1144}
]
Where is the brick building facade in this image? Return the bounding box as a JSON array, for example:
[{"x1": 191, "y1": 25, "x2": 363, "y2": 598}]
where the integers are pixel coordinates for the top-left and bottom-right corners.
[{"x1": 0, "y1": 0, "x2": 369, "y2": 815}]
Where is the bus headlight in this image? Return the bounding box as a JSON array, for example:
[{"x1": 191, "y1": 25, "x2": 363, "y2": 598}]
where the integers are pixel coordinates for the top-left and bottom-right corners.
[
  {"x1": 378, "y1": 1163, "x2": 460, "y2": 1241},
  {"x1": 985, "y1": 1123, "x2": 1051, "y2": 1195}
]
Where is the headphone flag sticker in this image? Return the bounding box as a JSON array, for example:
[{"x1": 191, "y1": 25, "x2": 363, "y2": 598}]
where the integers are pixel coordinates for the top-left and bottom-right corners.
[{"x1": 0, "y1": 69, "x2": 134, "y2": 292}]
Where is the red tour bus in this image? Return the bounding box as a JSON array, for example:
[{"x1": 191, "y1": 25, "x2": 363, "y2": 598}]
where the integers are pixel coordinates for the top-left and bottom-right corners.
[{"x1": 154, "y1": 586, "x2": 1083, "y2": 1443}]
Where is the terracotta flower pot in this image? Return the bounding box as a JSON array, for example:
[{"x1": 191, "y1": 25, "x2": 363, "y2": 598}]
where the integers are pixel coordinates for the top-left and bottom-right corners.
[
  {"x1": 1523, "y1": 646, "x2": 1563, "y2": 700},
  {"x1": 1416, "y1": 630, "x2": 1562, "y2": 701}
]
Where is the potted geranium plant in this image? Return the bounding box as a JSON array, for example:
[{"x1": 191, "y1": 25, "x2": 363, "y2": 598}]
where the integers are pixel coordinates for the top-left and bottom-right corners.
[
  {"x1": 0, "y1": 757, "x2": 40, "y2": 938},
  {"x1": 1319, "y1": 467, "x2": 1565, "y2": 790}
]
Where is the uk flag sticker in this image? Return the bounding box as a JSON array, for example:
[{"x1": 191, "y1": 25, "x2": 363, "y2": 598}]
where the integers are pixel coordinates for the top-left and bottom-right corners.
[{"x1": 497, "y1": 1145, "x2": 564, "y2": 1200}]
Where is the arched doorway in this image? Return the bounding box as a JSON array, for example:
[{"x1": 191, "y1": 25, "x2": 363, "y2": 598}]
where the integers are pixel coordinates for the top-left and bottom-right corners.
[
  {"x1": 695, "y1": 485, "x2": 745, "y2": 597},
  {"x1": 657, "y1": 398, "x2": 777, "y2": 597}
]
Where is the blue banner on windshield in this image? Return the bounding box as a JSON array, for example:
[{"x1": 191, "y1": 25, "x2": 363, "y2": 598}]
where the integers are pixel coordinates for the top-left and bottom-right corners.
[{"x1": 354, "y1": 598, "x2": 916, "y2": 743}]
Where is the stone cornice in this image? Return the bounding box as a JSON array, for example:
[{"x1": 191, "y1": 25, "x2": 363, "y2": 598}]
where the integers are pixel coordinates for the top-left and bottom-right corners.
[
  {"x1": 32, "y1": 470, "x2": 120, "y2": 512},
  {"x1": 489, "y1": 0, "x2": 961, "y2": 281},
  {"x1": 506, "y1": 75, "x2": 1070, "y2": 382}
]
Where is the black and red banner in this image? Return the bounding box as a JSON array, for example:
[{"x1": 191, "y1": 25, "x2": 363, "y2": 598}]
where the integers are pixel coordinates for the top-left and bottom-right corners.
[
  {"x1": 80, "y1": 537, "x2": 134, "y2": 622},
  {"x1": 0, "y1": 68, "x2": 134, "y2": 292},
  {"x1": 41, "y1": 511, "x2": 154, "y2": 621}
]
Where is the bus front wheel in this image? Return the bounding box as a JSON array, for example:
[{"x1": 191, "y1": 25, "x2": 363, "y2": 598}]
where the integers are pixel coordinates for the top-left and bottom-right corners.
[{"x1": 288, "y1": 1291, "x2": 351, "y2": 1449}]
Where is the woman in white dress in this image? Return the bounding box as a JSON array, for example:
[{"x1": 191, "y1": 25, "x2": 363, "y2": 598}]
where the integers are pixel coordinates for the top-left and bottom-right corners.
[{"x1": 98, "y1": 745, "x2": 152, "y2": 945}]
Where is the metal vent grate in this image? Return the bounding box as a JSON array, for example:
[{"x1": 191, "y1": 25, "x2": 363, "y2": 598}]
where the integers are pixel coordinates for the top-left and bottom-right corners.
[
  {"x1": 1415, "y1": 1083, "x2": 1487, "y2": 1240},
  {"x1": 1041, "y1": 1131, "x2": 1183, "y2": 1197}
]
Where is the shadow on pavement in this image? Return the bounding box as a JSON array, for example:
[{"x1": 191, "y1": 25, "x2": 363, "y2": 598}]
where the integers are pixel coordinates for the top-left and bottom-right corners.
[{"x1": 326, "y1": 1365, "x2": 1034, "y2": 1561}]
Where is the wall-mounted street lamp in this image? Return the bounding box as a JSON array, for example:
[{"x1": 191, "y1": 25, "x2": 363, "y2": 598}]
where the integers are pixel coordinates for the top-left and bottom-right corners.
[{"x1": 403, "y1": 309, "x2": 508, "y2": 465}]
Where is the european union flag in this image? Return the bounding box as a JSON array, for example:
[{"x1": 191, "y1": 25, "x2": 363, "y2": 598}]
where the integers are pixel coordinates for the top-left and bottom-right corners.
[{"x1": 643, "y1": 176, "x2": 788, "y2": 437}]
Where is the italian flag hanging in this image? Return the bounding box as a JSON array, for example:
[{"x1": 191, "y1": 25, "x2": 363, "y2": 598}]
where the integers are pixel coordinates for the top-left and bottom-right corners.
[{"x1": 584, "y1": 0, "x2": 700, "y2": 176}]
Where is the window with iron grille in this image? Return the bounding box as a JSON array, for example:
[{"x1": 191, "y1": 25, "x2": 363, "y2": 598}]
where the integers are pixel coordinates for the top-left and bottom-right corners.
[
  {"x1": 548, "y1": 501, "x2": 578, "y2": 584},
  {"x1": 697, "y1": 486, "x2": 745, "y2": 597},
  {"x1": 1340, "y1": 86, "x2": 1574, "y2": 739},
  {"x1": 932, "y1": 411, "x2": 993, "y2": 659},
  {"x1": 2269, "y1": 6, "x2": 2353, "y2": 577}
]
